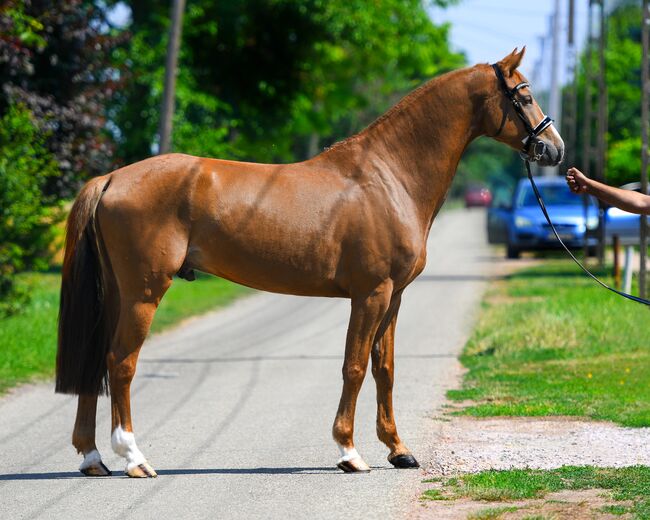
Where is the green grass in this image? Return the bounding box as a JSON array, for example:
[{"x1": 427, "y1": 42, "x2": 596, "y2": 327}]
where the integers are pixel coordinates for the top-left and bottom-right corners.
[
  {"x1": 467, "y1": 506, "x2": 519, "y2": 520},
  {"x1": 0, "y1": 271, "x2": 250, "y2": 394},
  {"x1": 150, "y1": 272, "x2": 251, "y2": 333},
  {"x1": 448, "y1": 260, "x2": 650, "y2": 427},
  {"x1": 423, "y1": 466, "x2": 650, "y2": 518}
]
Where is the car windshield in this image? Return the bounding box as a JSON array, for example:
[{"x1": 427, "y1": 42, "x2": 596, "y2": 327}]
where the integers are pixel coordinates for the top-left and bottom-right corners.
[{"x1": 516, "y1": 184, "x2": 591, "y2": 208}]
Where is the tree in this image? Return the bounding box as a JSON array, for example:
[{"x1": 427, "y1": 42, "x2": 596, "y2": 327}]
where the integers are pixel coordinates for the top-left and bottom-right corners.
[
  {"x1": 109, "y1": 0, "x2": 464, "y2": 164},
  {"x1": 573, "y1": 1, "x2": 642, "y2": 186},
  {"x1": 0, "y1": 0, "x2": 127, "y2": 197},
  {"x1": 0, "y1": 104, "x2": 59, "y2": 315}
]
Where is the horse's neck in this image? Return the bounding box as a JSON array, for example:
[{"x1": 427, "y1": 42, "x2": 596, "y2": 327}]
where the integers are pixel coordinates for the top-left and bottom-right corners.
[{"x1": 321, "y1": 68, "x2": 482, "y2": 228}]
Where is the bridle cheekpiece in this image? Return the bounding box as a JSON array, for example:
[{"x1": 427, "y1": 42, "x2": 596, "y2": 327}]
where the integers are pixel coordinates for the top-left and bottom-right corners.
[{"x1": 491, "y1": 63, "x2": 554, "y2": 162}]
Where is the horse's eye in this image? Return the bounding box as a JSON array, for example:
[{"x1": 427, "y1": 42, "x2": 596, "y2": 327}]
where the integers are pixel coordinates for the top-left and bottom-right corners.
[{"x1": 522, "y1": 95, "x2": 533, "y2": 105}]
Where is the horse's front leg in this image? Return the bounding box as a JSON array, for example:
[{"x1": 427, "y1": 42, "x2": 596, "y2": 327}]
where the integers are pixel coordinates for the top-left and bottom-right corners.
[
  {"x1": 371, "y1": 293, "x2": 419, "y2": 469},
  {"x1": 332, "y1": 280, "x2": 393, "y2": 473}
]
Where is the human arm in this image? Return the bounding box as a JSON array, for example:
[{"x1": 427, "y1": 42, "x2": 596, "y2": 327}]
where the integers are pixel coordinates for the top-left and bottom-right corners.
[{"x1": 565, "y1": 167, "x2": 650, "y2": 215}]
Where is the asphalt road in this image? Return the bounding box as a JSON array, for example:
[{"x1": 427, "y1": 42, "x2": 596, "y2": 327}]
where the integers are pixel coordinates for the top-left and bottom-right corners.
[{"x1": 0, "y1": 208, "x2": 493, "y2": 519}]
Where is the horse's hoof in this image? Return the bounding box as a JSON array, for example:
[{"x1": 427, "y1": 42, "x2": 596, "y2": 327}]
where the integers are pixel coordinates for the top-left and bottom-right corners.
[
  {"x1": 389, "y1": 453, "x2": 420, "y2": 469},
  {"x1": 80, "y1": 461, "x2": 112, "y2": 477},
  {"x1": 79, "y1": 450, "x2": 112, "y2": 477},
  {"x1": 337, "y1": 457, "x2": 371, "y2": 473},
  {"x1": 126, "y1": 461, "x2": 157, "y2": 478}
]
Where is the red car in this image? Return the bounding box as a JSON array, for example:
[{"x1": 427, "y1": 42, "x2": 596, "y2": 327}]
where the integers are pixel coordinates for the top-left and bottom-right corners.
[{"x1": 464, "y1": 185, "x2": 492, "y2": 208}]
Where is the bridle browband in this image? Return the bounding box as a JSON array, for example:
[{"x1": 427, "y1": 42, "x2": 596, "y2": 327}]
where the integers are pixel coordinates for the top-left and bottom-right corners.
[
  {"x1": 491, "y1": 63, "x2": 554, "y2": 162},
  {"x1": 491, "y1": 63, "x2": 650, "y2": 306}
]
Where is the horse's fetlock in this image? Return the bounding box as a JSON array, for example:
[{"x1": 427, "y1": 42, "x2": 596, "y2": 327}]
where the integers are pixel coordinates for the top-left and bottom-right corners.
[{"x1": 332, "y1": 421, "x2": 352, "y2": 445}]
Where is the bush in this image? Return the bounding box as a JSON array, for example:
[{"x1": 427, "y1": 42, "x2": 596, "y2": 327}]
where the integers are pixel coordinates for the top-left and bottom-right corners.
[{"x1": 0, "y1": 104, "x2": 60, "y2": 316}]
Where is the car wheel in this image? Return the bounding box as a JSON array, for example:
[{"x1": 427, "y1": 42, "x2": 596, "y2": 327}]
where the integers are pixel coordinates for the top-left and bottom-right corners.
[{"x1": 506, "y1": 244, "x2": 520, "y2": 259}]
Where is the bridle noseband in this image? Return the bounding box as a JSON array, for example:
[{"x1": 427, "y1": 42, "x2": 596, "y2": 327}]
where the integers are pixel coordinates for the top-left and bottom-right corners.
[{"x1": 491, "y1": 63, "x2": 554, "y2": 162}]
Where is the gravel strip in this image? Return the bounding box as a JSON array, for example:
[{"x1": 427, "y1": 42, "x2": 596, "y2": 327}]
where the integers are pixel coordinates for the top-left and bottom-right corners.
[{"x1": 424, "y1": 416, "x2": 650, "y2": 476}]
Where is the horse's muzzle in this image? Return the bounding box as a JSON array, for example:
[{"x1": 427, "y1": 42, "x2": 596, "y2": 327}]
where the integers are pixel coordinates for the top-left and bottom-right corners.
[{"x1": 521, "y1": 140, "x2": 564, "y2": 167}]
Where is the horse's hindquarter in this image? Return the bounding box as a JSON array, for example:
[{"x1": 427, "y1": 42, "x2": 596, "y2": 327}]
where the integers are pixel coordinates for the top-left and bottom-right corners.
[{"x1": 97, "y1": 154, "x2": 200, "y2": 292}]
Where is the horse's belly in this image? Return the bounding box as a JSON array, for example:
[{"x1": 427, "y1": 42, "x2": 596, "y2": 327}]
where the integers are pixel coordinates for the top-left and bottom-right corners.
[{"x1": 189, "y1": 226, "x2": 348, "y2": 298}]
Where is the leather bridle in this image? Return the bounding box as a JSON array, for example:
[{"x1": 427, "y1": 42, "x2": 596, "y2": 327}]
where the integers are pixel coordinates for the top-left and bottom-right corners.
[{"x1": 492, "y1": 63, "x2": 554, "y2": 162}]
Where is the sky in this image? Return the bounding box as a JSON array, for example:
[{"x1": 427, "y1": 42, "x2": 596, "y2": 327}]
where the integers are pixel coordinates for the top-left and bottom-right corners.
[{"x1": 428, "y1": 0, "x2": 590, "y2": 86}]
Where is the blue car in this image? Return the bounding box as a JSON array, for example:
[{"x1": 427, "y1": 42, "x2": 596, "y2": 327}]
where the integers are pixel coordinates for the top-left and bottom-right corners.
[{"x1": 487, "y1": 177, "x2": 599, "y2": 259}]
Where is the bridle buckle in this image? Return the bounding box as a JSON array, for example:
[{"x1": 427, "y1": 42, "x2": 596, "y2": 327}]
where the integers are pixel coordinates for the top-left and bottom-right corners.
[{"x1": 532, "y1": 141, "x2": 547, "y2": 161}]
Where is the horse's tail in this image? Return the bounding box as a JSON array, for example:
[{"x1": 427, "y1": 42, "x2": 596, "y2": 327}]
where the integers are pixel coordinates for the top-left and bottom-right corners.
[{"x1": 55, "y1": 174, "x2": 113, "y2": 396}]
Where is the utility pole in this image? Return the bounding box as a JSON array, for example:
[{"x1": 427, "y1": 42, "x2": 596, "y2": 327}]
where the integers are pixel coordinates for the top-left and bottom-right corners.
[
  {"x1": 583, "y1": 0, "x2": 607, "y2": 267},
  {"x1": 565, "y1": 0, "x2": 588, "y2": 260},
  {"x1": 595, "y1": 0, "x2": 608, "y2": 267},
  {"x1": 547, "y1": 0, "x2": 562, "y2": 176},
  {"x1": 582, "y1": 1, "x2": 594, "y2": 261},
  {"x1": 641, "y1": 0, "x2": 649, "y2": 298},
  {"x1": 564, "y1": 0, "x2": 577, "y2": 170},
  {"x1": 158, "y1": 0, "x2": 186, "y2": 155}
]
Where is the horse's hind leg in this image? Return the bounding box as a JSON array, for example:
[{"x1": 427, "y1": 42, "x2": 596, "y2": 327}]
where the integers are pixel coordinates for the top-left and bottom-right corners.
[
  {"x1": 108, "y1": 275, "x2": 172, "y2": 478},
  {"x1": 73, "y1": 394, "x2": 111, "y2": 476},
  {"x1": 371, "y1": 293, "x2": 419, "y2": 469},
  {"x1": 332, "y1": 280, "x2": 393, "y2": 473}
]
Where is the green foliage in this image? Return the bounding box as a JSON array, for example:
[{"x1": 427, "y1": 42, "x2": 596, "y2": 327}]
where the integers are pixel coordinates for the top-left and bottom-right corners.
[
  {"x1": 574, "y1": 2, "x2": 643, "y2": 186},
  {"x1": 0, "y1": 271, "x2": 249, "y2": 393},
  {"x1": 0, "y1": 0, "x2": 128, "y2": 196},
  {"x1": 112, "y1": 0, "x2": 464, "y2": 163},
  {"x1": 0, "y1": 104, "x2": 59, "y2": 316},
  {"x1": 150, "y1": 273, "x2": 252, "y2": 333},
  {"x1": 449, "y1": 260, "x2": 650, "y2": 426}
]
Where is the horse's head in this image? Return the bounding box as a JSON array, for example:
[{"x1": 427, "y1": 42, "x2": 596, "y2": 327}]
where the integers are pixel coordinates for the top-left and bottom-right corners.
[{"x1": 482, "y1": 48, "x2": 564, "y2": 166}]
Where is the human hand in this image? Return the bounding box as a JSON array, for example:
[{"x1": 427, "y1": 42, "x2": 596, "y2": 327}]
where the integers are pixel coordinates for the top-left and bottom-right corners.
[{"x1": 566, "y1": 167, "x2": 589, "y2": 194}]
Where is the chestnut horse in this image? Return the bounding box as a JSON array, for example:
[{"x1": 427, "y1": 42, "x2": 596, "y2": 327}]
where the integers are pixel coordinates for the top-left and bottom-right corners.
[{"x1": 56, "y1": 48, "x2": 563, "y2": 477}]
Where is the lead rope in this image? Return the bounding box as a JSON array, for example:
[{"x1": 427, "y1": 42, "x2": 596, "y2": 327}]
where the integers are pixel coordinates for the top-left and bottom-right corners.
[{"x1": 525, "y1": 160, "x2": 650, "y2": 306}]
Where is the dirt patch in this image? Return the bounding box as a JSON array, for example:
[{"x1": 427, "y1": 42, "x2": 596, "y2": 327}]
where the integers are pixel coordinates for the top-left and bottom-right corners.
[
  {"x1": 413, "y1": 489, "x2": 632, "y2": 519},
  {"x1": 423, "y1": 416, "x2": 650, "y2": 476}
]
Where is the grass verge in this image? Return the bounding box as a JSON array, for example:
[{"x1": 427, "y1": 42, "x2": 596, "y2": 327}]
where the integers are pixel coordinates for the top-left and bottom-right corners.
[
  {"x1": 0, "y1": 271, "x2": 250, "y2": 394},
  {"x1": 422, "y1": 466, "x2": 650, "y2": 518},
  {"x1": 448, "y1": 260, "x2": 650, "y2": 427}
]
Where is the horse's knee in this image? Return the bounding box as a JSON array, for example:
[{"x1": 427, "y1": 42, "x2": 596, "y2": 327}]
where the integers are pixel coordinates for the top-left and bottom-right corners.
[{"x1": 343, "y1": 363, "x2": 367, "y2": 386}]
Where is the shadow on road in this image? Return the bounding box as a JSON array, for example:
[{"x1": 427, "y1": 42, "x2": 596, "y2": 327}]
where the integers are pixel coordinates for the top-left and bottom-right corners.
[{"x1": 0, "y1": 466, "x2": 397, "y2": 480}]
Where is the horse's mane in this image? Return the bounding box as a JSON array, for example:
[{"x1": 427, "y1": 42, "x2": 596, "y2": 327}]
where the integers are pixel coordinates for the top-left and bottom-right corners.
[{"x1": 323, "y1": 65, "x2": 479, "y2": 154}]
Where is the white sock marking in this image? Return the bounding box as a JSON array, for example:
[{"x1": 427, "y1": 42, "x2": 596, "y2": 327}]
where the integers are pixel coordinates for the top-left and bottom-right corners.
[
  {"x1": 79, "y1": 449, "x2": 102, "y2": 471},
  {"x1": 111, "y1": 426, "x2": 146, "y2": 470},
  {"x1": 337, "y1": 445, "x2": 361, "y2": 463}
]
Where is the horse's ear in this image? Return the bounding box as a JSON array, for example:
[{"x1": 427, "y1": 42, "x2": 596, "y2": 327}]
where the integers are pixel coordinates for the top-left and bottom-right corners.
[{"x1": 498, "y1": 47, "x2": 526, "y2": 76}]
